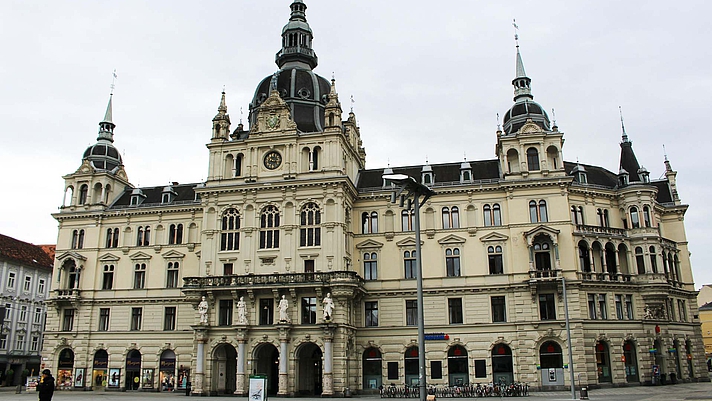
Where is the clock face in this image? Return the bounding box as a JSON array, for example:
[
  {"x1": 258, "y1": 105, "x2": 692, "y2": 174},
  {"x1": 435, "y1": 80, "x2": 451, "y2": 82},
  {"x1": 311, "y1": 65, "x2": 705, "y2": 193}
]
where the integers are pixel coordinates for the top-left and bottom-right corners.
[{"x1": 264, "y1": 151, "x2": 282, "y2": 170}]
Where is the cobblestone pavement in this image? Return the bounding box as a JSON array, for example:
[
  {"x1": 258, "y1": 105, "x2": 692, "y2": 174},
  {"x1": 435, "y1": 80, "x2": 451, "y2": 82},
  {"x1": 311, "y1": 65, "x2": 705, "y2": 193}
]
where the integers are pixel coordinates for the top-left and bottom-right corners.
[{"x1": 2, "y1": 383, "x2": 712, "y2": 401}]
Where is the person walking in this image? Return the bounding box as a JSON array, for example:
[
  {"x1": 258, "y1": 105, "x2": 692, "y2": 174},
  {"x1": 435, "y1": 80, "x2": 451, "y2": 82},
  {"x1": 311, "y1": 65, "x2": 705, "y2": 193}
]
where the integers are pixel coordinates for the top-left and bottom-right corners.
[{"x1": 37, "y1": 369, "x2": 55, "y2": 401}]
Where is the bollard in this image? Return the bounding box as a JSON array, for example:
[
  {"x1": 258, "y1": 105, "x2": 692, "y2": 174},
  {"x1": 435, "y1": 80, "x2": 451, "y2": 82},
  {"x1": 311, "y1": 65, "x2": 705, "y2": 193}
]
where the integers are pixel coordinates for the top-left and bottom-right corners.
[
  {"x1": 579, "y1": 386, "x2": 589, "y2": 400},
  {"x1": 344, "y1": 387, "x2": 351, "y2": 398}
]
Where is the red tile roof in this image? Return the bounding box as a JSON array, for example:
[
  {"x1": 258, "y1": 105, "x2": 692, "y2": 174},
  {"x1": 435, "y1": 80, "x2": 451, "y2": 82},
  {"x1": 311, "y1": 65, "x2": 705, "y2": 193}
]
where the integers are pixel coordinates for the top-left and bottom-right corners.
[{"x1": 0, "y1": 234, "x2": 54, "y2": 271}]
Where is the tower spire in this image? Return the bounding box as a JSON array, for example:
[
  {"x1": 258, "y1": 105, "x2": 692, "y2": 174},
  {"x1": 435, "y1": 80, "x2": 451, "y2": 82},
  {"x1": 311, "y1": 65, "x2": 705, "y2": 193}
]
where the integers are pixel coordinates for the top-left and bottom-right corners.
[
  {"x1": 619, "y1": 106, "x2": 628, "y2": 142},
  {"x1": 98, "y1": 70, "x2": 117, "y2": 142},
  {"x1": 511, "y1": 20, "x2": 532, "y2": 102}
]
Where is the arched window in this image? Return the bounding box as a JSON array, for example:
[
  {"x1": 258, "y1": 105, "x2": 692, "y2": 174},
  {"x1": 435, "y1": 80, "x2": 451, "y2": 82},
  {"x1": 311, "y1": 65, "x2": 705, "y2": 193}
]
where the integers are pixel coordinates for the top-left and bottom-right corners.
[
  {"x1": 643, "y1": 206, "x2": 651, "y2": 227},
  {"x1": 603, "y1": 210, "x2": 610, "y2": 227},
  {"x1": 402, "y1": 210, "x2": 414, "y2": 231},
  {"x1": 220, "y1": 208, "x2": 240, "y2": 251},
  {"x1": 68, "y1": 264, "x2": 80, "y2": 289},
  {"x1": 533, "y1": 236, "x2": 552, "y2": 271},
  {"x1": 492, "y1": 204, "x2": 501, "y2": 226},
  {"x1": 310, "y1": 147, "x2": 320, "y2": 170},
  {"x1": 530, "y1": 200, "x2": 547, "y2": 223},
  {"x1": 447, "y1": 345, "x2": 469, "y2": 386},
  {"x1": 169, "y1": 224, "x2": 183, "y2": 245},
  {"x1": 529, "y1": 201, "x2": 538, "y2": 223},
  {"x1": 578, "y1": 241, "x2": 591, "y2": 272},
  {"x1": 483, "y1": 204, "x2": 492, "y2": 226},
  {"x1": 649, "y1": 246, "x2": 658, "y2": 273},
  {"x1": 136, "y1": 226, "x2": 150, "y2": 246},
  {"x1": 674, "y1": 254, "x2": 681, "y2": 283},
  {"x1": 630, "y1": 207, "x2": 640, "y2": 228},
  {"x1": 506, "y1": 149, "x2": 520, "y2": 173},
  {"x1": 106, "y1": 228, "x2": 119, "y2": 248},
  {"x1": 605, "y1": 243, "x2": 617, "y2": 275},
  {"x1": 572, "y1": 206, "x2": 584, "y2": 225},
  {"x1": 540, "y1": 342, "x2": 563, "y2": 370},
  {"x1": 78, "y1": 184, "x2": 88, "y2": 205},
  {"x1": 362, "y1": 211, "x2": 378, "y2": 234},
  {"x1": 488, "y1": 246, "x2": 503, "y2": 274},
  {"x1": 102, "y1": 264, "x2": 114, "y2": 290},
  {"x1": 300, "y1": 202, "x2": 321, "y2": 247},
  {"x1": 259, "y1": 206, "x2": 280, "y2": 249},
  {"x1": 446, "y1": 248, "x2": 460, "y2": 277},
  {"x1": 635, "y1": 247, "x2": 645, "y2": 274},
  {"x1": 166, "y1": 262, "x2": 180, "y2": 288},
  {"x1": 442, "y1": 207, "x2": 459, "y2": 229},
  {"x1": 363, "y1": 252, "x2": 377, "y2": 280},
  {"x1": 526, "y1": 147, "x2": 540, "y2": 171},
  {"x1": 133, "y1": 263, "x2": 146, "y2": 289},
  {"x1": 71, "y1": 229, "x2": 85, "y2": 249},
  {"x1": 235, "y1": 154, "x2": 243, "y2": 177},
  {"x1": 539, "y1": 201, "x2": 548, "y2": 222},
  {"x1": 404, "y1": 251, "x2": 416, "y2": 279}
]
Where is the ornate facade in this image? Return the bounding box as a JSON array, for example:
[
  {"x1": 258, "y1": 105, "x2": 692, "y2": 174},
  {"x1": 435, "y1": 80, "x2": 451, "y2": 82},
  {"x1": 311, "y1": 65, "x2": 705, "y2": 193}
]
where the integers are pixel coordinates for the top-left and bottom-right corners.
[{"x1": 42, "y1": 0, "x2": 706, "y2": 395}]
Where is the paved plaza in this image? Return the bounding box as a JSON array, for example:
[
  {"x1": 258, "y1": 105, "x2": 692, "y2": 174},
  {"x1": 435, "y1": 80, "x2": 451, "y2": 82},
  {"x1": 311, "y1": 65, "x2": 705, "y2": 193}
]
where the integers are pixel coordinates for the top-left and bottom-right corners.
[{"x1": 3, "y1": 382, "x2": 712, "y2": 401}]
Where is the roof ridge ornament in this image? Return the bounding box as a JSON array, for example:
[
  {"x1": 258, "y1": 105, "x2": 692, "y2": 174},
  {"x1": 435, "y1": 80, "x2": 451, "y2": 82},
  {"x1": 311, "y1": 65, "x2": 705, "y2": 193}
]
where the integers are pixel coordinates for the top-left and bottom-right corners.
[{"x1": 619, "y1": 106, "x2": 629, "y2": 142}]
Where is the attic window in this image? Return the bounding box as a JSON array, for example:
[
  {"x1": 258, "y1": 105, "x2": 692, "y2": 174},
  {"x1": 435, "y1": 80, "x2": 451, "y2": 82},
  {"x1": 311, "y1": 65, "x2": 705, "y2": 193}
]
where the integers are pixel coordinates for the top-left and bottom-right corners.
[
  {"x1": 422, "y1": 172, "x2": 433, "y2": 185},
  {"x1": 576, "y1": 172, "x2": 587, "y2": 184},
  {"x1": 130, "y1": 196, "x2": 140, "y2": 206},
  {"x1": 162, "y1": 193, "x2": 172, "y2": 204}
]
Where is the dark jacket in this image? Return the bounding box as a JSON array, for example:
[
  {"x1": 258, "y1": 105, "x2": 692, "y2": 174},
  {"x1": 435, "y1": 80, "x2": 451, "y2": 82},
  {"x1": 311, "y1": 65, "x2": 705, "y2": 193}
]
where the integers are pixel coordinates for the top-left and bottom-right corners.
[{"x1": 37, "y1": 375, "x2": 55, "y2": 401}]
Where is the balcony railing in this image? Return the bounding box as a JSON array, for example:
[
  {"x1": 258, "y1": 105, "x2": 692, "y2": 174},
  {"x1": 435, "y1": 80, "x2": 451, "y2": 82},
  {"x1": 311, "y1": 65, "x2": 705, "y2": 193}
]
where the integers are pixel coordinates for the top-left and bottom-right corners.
[
  {"x1": 529, "y1": 269, "x2": 561, "y2": 280},
  {"x1": 578, "y1": 272, "x2": 633, "y2": 282},
  {"x1": 183, "y1": 271, "x2": 362, "y2": 289},
  {"x1": 574, "y1": 224, "x2": 627, "y2": 237},
  {"x1": 54, "y1": 289, "x2": 80, "y2": 300}
]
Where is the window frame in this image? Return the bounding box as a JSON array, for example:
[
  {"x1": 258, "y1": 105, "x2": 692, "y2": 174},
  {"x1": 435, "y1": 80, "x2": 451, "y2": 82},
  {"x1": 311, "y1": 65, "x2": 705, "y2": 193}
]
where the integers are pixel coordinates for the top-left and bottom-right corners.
[
  {"x1": 404, "y1": 250, "x2": 416, "y2": 279},
  {"x1": 221, "y1": 208, "x2": 241, "y2": 251},
  {"x1": 448, "y1": 298, "x2": 463, "y2": 324},
  {"x1": 166, "y1": 262, "x2": 180, "y2": 288},
  {"x1": 405, "y1": 300, "x2": 418, "y2": 326},
  {"x1": 538, "y1": 293, "x2": 556, "y2": 320},
  {"x1": 130, "y1": 307, "x2": 143, "y2": 331},
  {"x1": 365, "y1": 301, "x2": 378, "y2": 327},
  {"x1": 301, "y1": 297, "x2": 317, "y2": 324},
  {"x1": 445, "y1": 248, "x2": 461, "y2": 277},
  {"x1": 363, "y1": 252, "x2": 378, "y2": 281},
  {"x1": 299, "y1": 202, "x2": 322, "y2": 247},
  {"x1": 98, "y1": 308, "x2": 110, "y2": 331},
  {"x1": 491, "y1": 296, "x2": 506, "y2": 322},
  {"x1": 259, "y1": 206, "x2": 280, "y2": 249}
]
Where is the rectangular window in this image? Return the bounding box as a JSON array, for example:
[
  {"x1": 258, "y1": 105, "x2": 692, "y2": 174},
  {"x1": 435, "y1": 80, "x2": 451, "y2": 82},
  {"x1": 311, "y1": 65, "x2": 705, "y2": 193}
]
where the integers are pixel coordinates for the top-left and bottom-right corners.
[
  {"x1": 365, "y1": 301, "x2": 378, "y2": 327},
  {"x1": 474, "y1": 359, "x2": 487, "y2": 378},
  {"x1": 598, "y1": 294, "x2": 608, "y2": 319},
  {"x1": 164, "y1": 307, "x2": 177, "y2": 331},
  {"x1": 446, "y1": 249, "x2": 461, "y2": 277},
  {"x1": 38, "y1": 279, "x2": 45, "y2": 295},
  {"x1": 34, "y1": 308, "x2": 42, "y2": 324},
  {"x1": 588, "y1": 294, "x2": 597, "y2": 320},
  {"x1": 615, "y1": 295, "x2": 623, "y2": 320},
  {"x1": 98, "y1": 308, "x2": 110, "y2": 331},
  {"x1": 23, "y1": 276, "x2": 31, "y2": 292},
  {"x1": 387, "y1": 362, "x2": 399, "y2": 380},
  {"x1": 166, "y1": 262, "x2": 180, "y2": 288},
  {"x1": 0, "y1": 334, "x2": 6, "y2": 349},
  {"x1": 259, "y1": 299, "x2": 274, "y2": 325},
  {"x1": 363, "y1": 253, "x2": 377, "y2": 281},
  {"x1": 62, "y1": 308, "x2": 75, "y2": 331},
  {"x1": 223, "y1": 263, "x2": 233, "y2": 276},
  {"x1": 431, "y1": 361, "x2": 443, "y2": 380},
  {"x1": 130, "y1": 307, "x2": 142, "y2": 331},
  {"x1": 448, "y1": 298, "x2": 463, "y2": 324},
  {"x1": 219, "y1": 300, "x2": 233, "y2": 326},
  {"x1": 404, "y1": 252, "x2": 416, "y2": 279},
  {"x1": 625, "y1": 295, "x2": 634, "y2": 319},
  {"x1": 302, "y1": 297, "x2": 317, "y2": 324},
  {"x1": 678, "y1": 300, "x2": 686, "y2": 322},
  {"x1": 15, "y1": 334, "x2": 24, "y2": 350},
  {"x1": 19, "y1": 305, "x2": 27, "y2": 322},
  {"x1": 539, "y1": 294, "x2": 556, "y2": 320},
  {"x1": 31, "y1": 336, "x2": 39, "y2": 352},
  {"x1": 7, "y1": 272, "x2": 15, "y2": 289},
  {"x1": 491, "y1": 296, "x2": 506, "y2": 322},
  {"x1": 406, "y1": 300, "x2": 418, "y2": 326}
]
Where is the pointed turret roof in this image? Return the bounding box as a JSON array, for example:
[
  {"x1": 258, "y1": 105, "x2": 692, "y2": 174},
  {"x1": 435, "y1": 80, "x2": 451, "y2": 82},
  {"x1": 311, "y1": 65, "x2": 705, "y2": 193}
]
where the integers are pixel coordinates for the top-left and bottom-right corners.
[{"x1": 82, "y1": 93, "x2": 123, "y2": 172}]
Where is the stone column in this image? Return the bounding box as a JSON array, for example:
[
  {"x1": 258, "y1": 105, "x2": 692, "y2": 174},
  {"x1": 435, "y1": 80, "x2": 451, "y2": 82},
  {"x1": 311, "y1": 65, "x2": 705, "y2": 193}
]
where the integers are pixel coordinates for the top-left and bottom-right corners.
[
  {"x1": 235, "y1": 326, "x2": 248, "y2": 395},
  {"x1": 277, "y1": 326, "x2": 291, "y2": 396},
  {"x1": 192, "y1": 327, "x2": 208, "y2": 395},
  {"x1": 322, "y1": 325, "x2": 335, "y2": 396}
]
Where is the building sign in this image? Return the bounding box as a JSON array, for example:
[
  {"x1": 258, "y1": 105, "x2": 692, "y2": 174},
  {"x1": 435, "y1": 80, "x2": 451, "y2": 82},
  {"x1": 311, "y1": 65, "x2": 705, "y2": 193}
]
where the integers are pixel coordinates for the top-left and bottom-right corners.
[{"x1": 424, "y1": 333, "x2": 450, "y2": 341}]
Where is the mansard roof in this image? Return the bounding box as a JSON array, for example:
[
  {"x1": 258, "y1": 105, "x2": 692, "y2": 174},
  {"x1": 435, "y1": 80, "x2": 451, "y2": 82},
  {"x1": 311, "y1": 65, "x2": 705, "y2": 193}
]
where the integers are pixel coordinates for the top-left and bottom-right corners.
[
  {"x1": 0, "y1": 234, "x2": 54, "y2": 271},
  {"x1": 110, "y1": 183, "x2": 199, "y2": 209},
  {"x1": 357, "y1": 160, "x2": 501, "y2": 189}
]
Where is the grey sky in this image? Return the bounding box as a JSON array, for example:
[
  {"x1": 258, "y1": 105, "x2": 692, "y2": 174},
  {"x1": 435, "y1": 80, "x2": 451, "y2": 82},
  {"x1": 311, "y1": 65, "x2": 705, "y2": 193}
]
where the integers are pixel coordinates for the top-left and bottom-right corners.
[{"x1": 1, "y1": 1, "x2": 710, "y2": 287}]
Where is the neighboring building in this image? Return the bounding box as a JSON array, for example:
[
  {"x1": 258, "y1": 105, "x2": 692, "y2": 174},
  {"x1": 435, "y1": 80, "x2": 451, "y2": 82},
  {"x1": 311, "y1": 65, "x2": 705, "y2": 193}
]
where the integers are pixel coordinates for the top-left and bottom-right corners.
[
  {"x1": 699, "y1": 302, "x2": 712, "y2": 358},
  {"x1": 42, "y1": 0, "x2": 706, "y2": 395},
  {"x1": 0, "y1": 234, "x2": 53, "y2": 385},
  {"x1": 698, "y1": 285, "x2": 712, "y2": 308}
]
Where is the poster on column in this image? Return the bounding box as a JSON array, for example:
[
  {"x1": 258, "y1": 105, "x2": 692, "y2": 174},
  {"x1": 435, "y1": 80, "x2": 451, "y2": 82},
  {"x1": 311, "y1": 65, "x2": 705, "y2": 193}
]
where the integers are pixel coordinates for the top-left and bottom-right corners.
[{"x1": 249, "y1": 375, "x2": 267, "y2": 401}]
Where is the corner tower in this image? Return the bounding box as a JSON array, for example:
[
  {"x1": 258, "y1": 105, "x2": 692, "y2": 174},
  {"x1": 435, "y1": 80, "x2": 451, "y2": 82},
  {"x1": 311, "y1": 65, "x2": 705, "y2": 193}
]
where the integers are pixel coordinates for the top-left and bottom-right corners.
[{"x1": 496, "y1": 36, "x2": 565, "y2": 180}]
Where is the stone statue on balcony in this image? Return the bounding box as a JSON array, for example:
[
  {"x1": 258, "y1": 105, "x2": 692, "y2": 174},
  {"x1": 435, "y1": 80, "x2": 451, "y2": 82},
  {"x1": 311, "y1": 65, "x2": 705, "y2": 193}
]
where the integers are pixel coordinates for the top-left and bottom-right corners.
[
  {"x1": 236, "y1": 296, "x2": 248, "y2": 324},
  {"x1": 323, "y1": 293, "x2": 334, "y2": 321},
  {"x1": 198, "y1": 296, "x2": 209, "y2": 325},
  {"x1": 278, "y1": 295, "x2": 290, "y2": 323}
]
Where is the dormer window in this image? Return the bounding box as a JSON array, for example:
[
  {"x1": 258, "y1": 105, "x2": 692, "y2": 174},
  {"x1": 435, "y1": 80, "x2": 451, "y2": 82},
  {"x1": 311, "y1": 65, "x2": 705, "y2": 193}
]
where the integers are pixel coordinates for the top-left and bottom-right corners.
[
  {"x1": 638, "y1": 167, "x2": 650, "y2": 183},
  {"x1": 382, "y1": 167, "x2": 394, "y2": 188},
  {"x1": 421, "y1": 165, "x2": 433, "y2": 185},
  {"x1": 162, "y1": 185, "x2": 177, "y2": 204},
  {"x1": 460, "y1": 161, "x2": 473, "y2": 183},
  {"x1": 618, "y1": 169, "x2": 629, "y2": 186},
  {"x1": 577, "y1": 172, "x2": 587, "y2": 184},
  {"x1": 130, "y1": 188, "x2": 146, "y2": 206}
]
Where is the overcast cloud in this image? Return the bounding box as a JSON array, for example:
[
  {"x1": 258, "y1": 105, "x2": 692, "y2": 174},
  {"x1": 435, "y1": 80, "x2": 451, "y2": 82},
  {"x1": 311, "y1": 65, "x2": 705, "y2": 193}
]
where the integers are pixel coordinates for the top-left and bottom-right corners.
[{"x1": 1, "y1": 1, "x2": 710, "y2": 287}]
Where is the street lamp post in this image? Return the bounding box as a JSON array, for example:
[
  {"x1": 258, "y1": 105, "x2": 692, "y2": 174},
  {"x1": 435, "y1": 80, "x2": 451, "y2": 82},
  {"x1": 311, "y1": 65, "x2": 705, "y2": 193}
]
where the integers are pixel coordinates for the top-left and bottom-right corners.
[
  {"x1": 384, "y1": 174, "x2": 435, "y2": 401},
  {"x1": 562, "y1": 276, "x2": 576, "y2": 400}
]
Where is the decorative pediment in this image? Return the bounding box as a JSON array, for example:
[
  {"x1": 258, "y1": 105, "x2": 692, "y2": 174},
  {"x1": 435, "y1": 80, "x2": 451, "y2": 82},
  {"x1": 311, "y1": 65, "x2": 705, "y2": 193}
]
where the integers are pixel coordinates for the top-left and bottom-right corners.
[
  {"x1": 161, "y1": 250, "x2": 186, "y2": 259},
  {"x1": 523, "y1": 225, "x2": 560, "y2": 245},
  {"x1": 129, "y1": 251, "x2": 152, "y2": 261},
  {"x1": 396, "y1": 237, "x2": 423, "y2": 248},
  {"x1": 479, "y1": 232, "x2": 509, "y2": 242},
  {"x1": 56, "y1": 251, "x2": 87, "y2": 262},
  {"x1": 519, "y1": 119, "x2": 545, "y2": 135},
  {"x1": 98, "y1": 253, "x2": 121, "y2": 262},
  {"x1": 355, "y1": 239, "x2": 384, "y2": 250},
  {"x1": 437, "y1": 234, "x2": 466, "y2": 245},
  {"x1": 252, "y1": 90, "x2": 298, "y2": 134},
  {"x1": 74, "y1": 159, "x2": 95, "y2": 175}
]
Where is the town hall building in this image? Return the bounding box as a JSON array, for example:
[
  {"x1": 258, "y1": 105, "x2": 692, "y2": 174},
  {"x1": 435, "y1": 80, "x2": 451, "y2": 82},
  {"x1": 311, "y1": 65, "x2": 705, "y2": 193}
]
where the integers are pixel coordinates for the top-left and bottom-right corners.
[{"x1": 41, "y1": 0, "x2": 706, "y2": 395}]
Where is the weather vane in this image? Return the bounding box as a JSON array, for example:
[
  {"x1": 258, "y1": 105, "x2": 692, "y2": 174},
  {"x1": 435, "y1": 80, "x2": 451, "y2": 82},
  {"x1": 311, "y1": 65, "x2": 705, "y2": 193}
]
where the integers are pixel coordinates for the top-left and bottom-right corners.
[
  {"x1": 496, "y1": 112, "x2": 501, "y2": 131},
  {"x1": 513, "y1": 19, "x2": 519, "y2": 47},
  {"x1": 240, "y1": 107, "x2": 244, "y2": 124},
  {"x1": 551, "y1": 108, "x2": 557, "y2": 127},
  {"x1": 350, "y1": 95, "x2": 355, "y2": 113},
  {"x1": 619, "y1": 106, "x2": 628, "y2": 141},
  {"x1": 110, "y1": 69, "x2": 117, "y2": 95}
]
